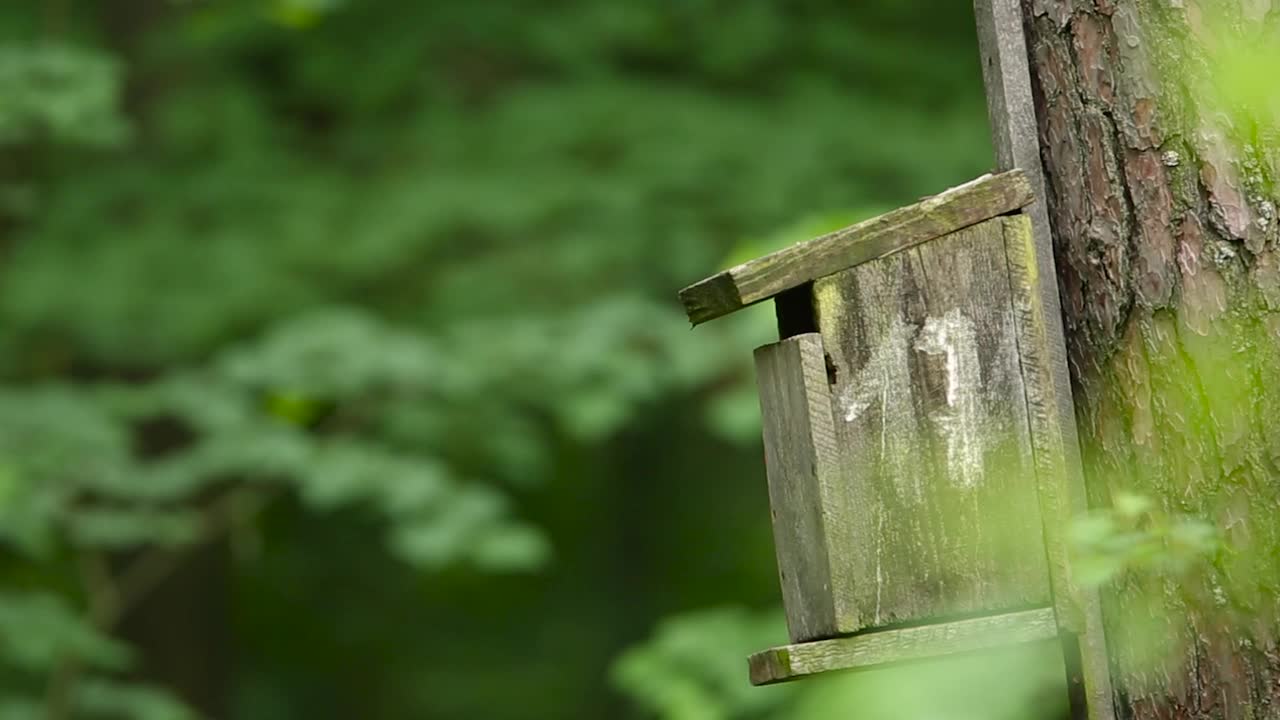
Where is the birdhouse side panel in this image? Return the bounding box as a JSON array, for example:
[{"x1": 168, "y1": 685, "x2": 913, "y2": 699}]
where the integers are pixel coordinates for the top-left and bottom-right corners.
[
  {"x1": 754, "y1": 334, "x2": 843, "y2": 642},
  {"x1": 813, "y1": 215, "x2": 1053, "y2": 634}
]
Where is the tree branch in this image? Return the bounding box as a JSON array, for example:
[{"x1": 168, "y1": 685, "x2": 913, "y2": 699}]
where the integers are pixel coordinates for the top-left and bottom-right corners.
[{"x1": 106, "y1": 486, "x2": 279, "y2": 628}]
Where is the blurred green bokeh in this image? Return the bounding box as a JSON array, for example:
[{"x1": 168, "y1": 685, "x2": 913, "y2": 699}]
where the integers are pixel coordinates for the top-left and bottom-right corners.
[{"x1": 0, "y1": 1, "x2": 1025, "y2": 717}]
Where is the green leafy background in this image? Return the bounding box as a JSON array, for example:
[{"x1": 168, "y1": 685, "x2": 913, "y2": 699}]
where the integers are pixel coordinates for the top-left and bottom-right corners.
[{"x1": 0, "y1": 1, "x2": 1061, "y2": 717}]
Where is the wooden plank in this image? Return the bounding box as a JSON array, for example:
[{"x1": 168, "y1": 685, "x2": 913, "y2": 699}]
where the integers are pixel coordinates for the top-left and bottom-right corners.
[
  {"x1": 976, "y1": 5, "x2": 1116, "y2": 717},
  {"x1": 810, "y1": 216, "x2": 1052, "y2": 636},
  {"x1": 975, "y1": 10, "x2": 1114, "y2": 716},
  {"x1": 754, "y1": 333, "x2": 850, "y2": 642},
  {"x1": 974, "y1": 0, "x2": 1050, "y2": 218},
  {"x1": 1001, "y1": 215, "x2": 1116, "y2": 720},
  {"x1": 973, "y1": 0, "x2": 1094, "y2": 612},
  {"x1": 679, "y1": 171, "x2": 1035, "y2": 325},
  {"x1": 748, "y1": 607, "x2": 1059, "y2": 686}
]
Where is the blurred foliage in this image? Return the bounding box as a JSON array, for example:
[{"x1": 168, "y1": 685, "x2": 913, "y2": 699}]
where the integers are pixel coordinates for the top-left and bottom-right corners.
[
  {"x1": 612, "y1": 607, "x2": 793, "y2": 720},
  {"x1": 1069, "y1": 491, "x2": 1220, "y2": 588},
  {"x1": 0, "y1": 0, "x2": 998, "y2": 717}
]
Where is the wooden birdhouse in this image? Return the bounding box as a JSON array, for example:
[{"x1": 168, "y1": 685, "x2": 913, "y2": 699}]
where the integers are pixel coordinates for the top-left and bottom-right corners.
[{"x1": 678, "y1": 171, "x2": 1109, "y2": 703}]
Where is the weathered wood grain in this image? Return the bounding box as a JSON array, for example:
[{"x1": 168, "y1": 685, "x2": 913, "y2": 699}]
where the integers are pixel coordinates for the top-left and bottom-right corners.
[
  {"x1": 974, "y1": 0, "x2": 1052, "y2": 235},
  {"x1": 1002, "y1": 215, "x2": 1115, "y2": 720},
  {"x1": 810, "y1": 216, "x2": 1052, "y2": 635},
  {"x1": 754, "y1": 333, "x2": 852, "y2": 642},
  {"x1": 748, "y1": 607, "x2": 1059, "y2": 686},
  {"x1": 679, "y1": 171, "x2": 1035, "y2": 325},
  {"x1": 974, "y1": 13, "x2": 1115, "y2": 716}
]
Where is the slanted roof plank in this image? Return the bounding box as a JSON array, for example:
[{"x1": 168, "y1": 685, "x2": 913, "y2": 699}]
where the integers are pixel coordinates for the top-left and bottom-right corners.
[{"x1": 678, "y1": 169, "x2": 1034, "y2": 325}]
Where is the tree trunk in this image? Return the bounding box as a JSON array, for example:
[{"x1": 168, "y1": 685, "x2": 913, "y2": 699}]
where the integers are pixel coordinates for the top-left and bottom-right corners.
[
  {"x1": 1022, "y1": 1, "x2": 1280, "y2": 718},
  {"x1": 117, "y1": 540, "x2": 231, "y2": 719}
]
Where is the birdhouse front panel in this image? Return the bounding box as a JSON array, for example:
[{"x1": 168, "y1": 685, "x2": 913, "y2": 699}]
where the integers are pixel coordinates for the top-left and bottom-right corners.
[{"x1": 809, "y1": 215, "x2": 1052, "y2": 637}]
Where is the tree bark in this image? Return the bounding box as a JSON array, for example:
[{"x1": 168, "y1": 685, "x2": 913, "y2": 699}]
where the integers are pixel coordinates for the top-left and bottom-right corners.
[{"x1": 1023, "y1": 1, "x2": 1280, "y2": 718}]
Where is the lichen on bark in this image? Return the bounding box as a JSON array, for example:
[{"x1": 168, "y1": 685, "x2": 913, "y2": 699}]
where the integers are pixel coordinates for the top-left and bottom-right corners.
[{"x1": 1023, "y1": 0, "x2": 1280, "y2": 717}]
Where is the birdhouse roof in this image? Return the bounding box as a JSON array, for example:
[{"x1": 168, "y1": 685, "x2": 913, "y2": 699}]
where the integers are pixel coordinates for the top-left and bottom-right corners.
[{"x1": 677, "y1": 170, "x2": 1034, "y2": 325}]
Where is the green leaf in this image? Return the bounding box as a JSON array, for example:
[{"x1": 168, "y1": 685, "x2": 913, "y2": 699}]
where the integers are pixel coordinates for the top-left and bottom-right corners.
[
  {"x1": 67, "y1": 506, "x2": 201, "y2": 549},
  {"x1": 612, "y1": 607, "x2": 792, "y2": 720},
  {"x1": 470, "y1": 524, "x2": 552, "y2": 572},
  {"x1": 0, "y1": 45, "x2": 129, "y2": 148},
  {"x1": 1113, "y1": 491, "x2": 1153, "y2": 519},
  {"x1": 0, "y1": 592, "x2": 130, "y2": 672},
  {"x1": 76, "y1": 678, "x2": 196, "y2": 720},
  {"x1": 0, "y1": 699, "x2": 43, "y2": 720},
  {"x1": 218, "y1": 308, "x2": 445, "y2": 399}
]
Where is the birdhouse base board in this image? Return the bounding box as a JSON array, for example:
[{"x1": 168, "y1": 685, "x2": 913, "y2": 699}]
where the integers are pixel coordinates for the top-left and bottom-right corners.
[{"x1": 747, "y1": 607, "x2": 1058, "y2": 686}]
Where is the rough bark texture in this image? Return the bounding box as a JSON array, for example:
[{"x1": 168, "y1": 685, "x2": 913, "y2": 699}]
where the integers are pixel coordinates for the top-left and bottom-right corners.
[{"x1": 1023, "y1": 1, "x2": 1280, "y2": 718}]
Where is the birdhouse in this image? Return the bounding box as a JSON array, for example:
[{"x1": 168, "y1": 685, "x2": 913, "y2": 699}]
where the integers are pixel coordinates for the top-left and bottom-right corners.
[{"x1": 679, "y1": 171, "x2": 1106, "y2": 693}]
